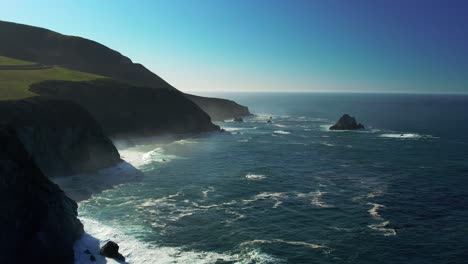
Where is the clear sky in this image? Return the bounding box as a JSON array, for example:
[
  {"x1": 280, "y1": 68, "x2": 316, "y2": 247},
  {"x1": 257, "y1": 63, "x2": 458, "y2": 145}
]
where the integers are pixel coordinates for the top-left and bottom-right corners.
[{"x1": 2, "y1": 0, "x2": 468, "y2": 93}]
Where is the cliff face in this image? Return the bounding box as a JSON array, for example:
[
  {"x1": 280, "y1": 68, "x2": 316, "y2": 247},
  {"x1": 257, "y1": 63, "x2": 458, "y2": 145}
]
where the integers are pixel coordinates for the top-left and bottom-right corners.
[
  {"x1": 0, "y1": 125, "x2": 83, "y2": 264},
  {"x1": 30, "y1": 80, "x2": 220, "y2": 137},
  {"x1": 0, "y1": 20, "x2": 251, "y2": 120},
  {"x1": 185, "y1": 94, "x2": 252, "y2": 121},
  {"x1": 0, "y1": 97, "x2": 121, "y2": 177}
]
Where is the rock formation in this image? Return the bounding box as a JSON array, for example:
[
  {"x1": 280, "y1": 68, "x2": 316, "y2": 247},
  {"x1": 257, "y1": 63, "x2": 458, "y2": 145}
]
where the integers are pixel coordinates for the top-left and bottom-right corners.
[
  {"x1": 234, "y1": 116, "x2": 244, "y2": 122},
  {"x1": 0, "y1": 125, "x2": 83, "y2": 264},
  {"x1": 329, "y1": 114, "x2": 365, "y2": 130},
  {"x1": 100, "y1": 241, "x2": 125, "y2": 261}
]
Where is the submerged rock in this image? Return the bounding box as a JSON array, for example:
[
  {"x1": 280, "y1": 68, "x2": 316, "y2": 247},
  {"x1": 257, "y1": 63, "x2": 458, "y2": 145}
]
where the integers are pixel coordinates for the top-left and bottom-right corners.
[
  {"x1": 330, "y1": 114, "x2": 365, "y2": 130},
  {"x1": 233, "y1": 116, "x2": 244, "y2": 122},
  {"x1": 100, "y1": 241, "x2": 125, "y2": 261}
]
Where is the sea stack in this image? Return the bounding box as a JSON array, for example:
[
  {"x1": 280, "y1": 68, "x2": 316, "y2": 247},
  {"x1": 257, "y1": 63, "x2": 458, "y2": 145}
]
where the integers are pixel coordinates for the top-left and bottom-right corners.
[{"x1": 330, "y1": 114, "x2": 365, "y2": 130}]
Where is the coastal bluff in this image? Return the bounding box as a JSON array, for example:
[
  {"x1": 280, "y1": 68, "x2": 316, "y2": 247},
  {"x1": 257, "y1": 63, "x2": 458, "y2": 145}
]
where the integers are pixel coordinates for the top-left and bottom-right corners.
[
  {"x1": 0, "y1": 97, "x2": 121, "y2": 177},
  {"x1": 0, "y1": 125, "x2": 83, "y2": 264}
]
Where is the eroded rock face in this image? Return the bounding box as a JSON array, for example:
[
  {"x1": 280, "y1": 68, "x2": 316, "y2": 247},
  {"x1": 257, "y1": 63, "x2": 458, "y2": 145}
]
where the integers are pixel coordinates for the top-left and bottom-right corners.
[
  {"x1": 330, "y1": 114, "x2": 365, "y2": 130},
  {"x1": 0, "y1": 97, "x2": 121, "y2": 177},
  {"x1": 0, "y1": 125, "x2": 83, "y2": 264}
]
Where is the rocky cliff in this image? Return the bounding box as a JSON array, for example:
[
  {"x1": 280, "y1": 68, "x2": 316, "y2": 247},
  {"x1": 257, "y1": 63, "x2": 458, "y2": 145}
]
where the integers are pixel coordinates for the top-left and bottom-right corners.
[
  {"x1": 0, "y1": 125, "x2": 83, "y2": 264},
  {"x1": 30, "y1": 80, "x2": 220, "y2": 137},
  {"x1": 0, "y1": 97, "x2": 121, "y2": 177},
  {"x1": 0, "y1": 20, "x2": 251, "y2": 120},
  {"x1": 185, "y1": 94, "x2": 252, "y2": 121}
]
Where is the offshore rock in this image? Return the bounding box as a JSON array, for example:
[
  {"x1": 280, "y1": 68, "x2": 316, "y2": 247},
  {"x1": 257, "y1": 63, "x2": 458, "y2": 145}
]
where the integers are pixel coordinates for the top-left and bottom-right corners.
[{"x1": 330, "y1": 114, "x2": 365, "y2": 130}]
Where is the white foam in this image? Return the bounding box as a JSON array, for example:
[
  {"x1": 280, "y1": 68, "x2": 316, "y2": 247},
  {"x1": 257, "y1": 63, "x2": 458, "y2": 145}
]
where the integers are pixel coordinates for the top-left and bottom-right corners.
[
  {"x1": 119, "y1": 147, "x2": 180, "y2": 168},
  {"x1": 297, "y1": 191, "x2": 334, "y2": 208},
  {"x1": 245, "y1": 173, "x2": 267, "y2": 181},
  {"x1": 74, "y1": 217, "x2": 240, "y2": 264},
  {"x1": 273, "y1": 130, "x2": 291, "y2": 135},
  {"x1": 367, "y1": 203, "x2": 384, "y2": 220},
  {"x1": 366, "y1": 203, "x2": 397, "y2": 236},
  {"x1": 368, "y1": 221, "x2": 397, "y2": 236},
  {"x1": 243, "y1": 192, "x2": 288, "y2": 208},
  {"x1": 201, "y1": 187, "x2": 215, "y2": 199},
  {"x1": 274, "y1": 124, "x2": 289, "y2": 128},
  {"x1": 240, "y1": 239, "x2": 328, "y2": 251},
  {"x1": 379, "y1": 133, "x2": 437, "y2": 139},
  {"x1": 320, "y1": 142, "x2": 335, "y2": 147}
]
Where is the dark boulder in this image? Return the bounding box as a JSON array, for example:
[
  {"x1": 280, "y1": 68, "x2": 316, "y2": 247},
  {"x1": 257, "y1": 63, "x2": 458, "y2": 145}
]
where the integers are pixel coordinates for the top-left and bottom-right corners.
[
  {"x1": 330, "y1": 114, "x2": 365, "y2": 130},
  {"x1": 100, "y1": 241, "x2": 125, "y2": 261},
  {"x1": 233, "y1": 117, "x2": 244, "y2": 122}
]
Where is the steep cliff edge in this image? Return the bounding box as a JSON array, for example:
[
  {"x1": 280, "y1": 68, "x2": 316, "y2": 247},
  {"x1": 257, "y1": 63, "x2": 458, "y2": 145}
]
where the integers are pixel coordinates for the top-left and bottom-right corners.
[
  {"x1": 0, "y1": 97, "x2": 121, "y2": 177},
  {"x1": 30, "y1": 80, "x2": 220, "y2": 137},
  {"x1": 0, "y1": 20, "x2": 251, "y2": 120},
  {"x1": 0, "y1": 125, "x2": 83, "y2": 264}
]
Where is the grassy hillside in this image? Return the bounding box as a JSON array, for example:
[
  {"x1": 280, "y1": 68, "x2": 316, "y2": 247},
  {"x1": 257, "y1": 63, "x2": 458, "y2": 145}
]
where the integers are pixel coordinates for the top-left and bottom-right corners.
[
  {"x1": 0, "y1": 60, "x2": 105, "y2": 100},
  {"x1": 0, "y1": 56, "x2": 34, "y2": 66}
]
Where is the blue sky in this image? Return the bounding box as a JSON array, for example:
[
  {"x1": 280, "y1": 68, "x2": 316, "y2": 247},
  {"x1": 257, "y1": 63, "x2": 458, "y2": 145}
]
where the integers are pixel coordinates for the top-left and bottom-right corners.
[{"x1": 2, "y1": 0, "x2": 468, "y2": 93}]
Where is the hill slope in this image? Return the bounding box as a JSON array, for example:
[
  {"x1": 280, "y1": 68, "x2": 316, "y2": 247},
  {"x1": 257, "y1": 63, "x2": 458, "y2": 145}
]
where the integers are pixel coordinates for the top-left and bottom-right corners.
[{"x1": 0, "y1": 20, "x2": 251, "y2": 119}]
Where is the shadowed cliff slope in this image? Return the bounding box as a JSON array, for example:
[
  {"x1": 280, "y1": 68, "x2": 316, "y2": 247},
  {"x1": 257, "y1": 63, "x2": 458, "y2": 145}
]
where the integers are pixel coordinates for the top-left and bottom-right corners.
[
  {"x1": 0, "y1": 125, "x2": 83, "y2": 264},
  {"x1": 0, "y1": 97, "x2": 121, "y2": 177},
  {"x1": 0, "y1": 20, "x2": 251, "y2": 119},
  {"x1": 30, "y1": 79, "x2": 220, "y2": 137}
]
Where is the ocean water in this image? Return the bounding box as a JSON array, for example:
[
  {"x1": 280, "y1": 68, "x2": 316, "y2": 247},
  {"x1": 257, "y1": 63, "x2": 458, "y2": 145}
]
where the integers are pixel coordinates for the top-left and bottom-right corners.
[{"x1": 70, "y1": 93, "x2": 468, "y2": 264}]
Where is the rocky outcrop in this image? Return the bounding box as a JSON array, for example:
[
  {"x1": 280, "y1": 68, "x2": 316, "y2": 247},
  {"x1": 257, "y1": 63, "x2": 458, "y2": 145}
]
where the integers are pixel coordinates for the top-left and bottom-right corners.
[
  {"x1": 30, "y1": 80, "x2": 220, "y2": 138},
  {"x1": 0, "y1": 20, "x2": 252, "y2": 121},
  {"x1": 0, "y1": 97, "x2": 121, "y2": 177},
  {"x1": 100, "y1": 241, "x2": 125, "y2": 261},
  {"x1": 0, "y1": 125, "x2": 83, "y2": 264},
  {"x1": 234, "y1": 117, "x2": 244, "y2": 122},
  {"x1": 330, "y1": 114, "x2": 365, "y2": 130}
]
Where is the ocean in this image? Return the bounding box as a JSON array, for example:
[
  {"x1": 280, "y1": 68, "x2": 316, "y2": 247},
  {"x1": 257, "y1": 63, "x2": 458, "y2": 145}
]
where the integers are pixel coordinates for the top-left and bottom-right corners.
[{"x1": 69, "y1": 93, "x2": 468, "y2": 263}]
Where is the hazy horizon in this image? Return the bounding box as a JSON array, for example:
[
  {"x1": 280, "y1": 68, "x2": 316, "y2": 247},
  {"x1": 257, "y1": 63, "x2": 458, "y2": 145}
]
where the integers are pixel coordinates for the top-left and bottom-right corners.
[{"x1": 2, "y1": 0, "x2": 468, "y2": 94}]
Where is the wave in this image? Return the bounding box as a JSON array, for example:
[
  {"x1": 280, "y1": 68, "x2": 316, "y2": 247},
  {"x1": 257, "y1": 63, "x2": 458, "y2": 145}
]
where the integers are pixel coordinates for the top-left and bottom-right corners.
[
  {"x1": 366, "y1": 202, "x2": 397, "y2": 236},
  {"x1": 240, "y1": 239, "x2": 330, "y2": 252},
  {"x1": 243, "y1": 192, "x2": 288, "y2": 208},
  {"x1": 273, "y1": 130, "x2": 291, "y2": 135},
  {"x1": 368, "y1": 221, "x2": 397, "y2": 236},
  {"x1": 245, "y1": 173, "x2": 267, "y2": 181},
  {"x1": 274, "y1": 124, "x2": 289, "y2": 128},
  {"x1": 320, "y1": 141, "x2": 334, "y2": 147},
  {"x1": 296, "y1": 191, "x2": 334, "y2": 208},
  {"x1": 367, "y1": 203, "x2": 384, "y2": 220},
  {"x1": 119, "y1": 147, "x2": 181, "y2": 168},
  {"x1": 75, "y1": 217, "x2": 243, "y2": 264},
  {"x1": 379, "y1": 133, "x2": 436, "y2": 139}
]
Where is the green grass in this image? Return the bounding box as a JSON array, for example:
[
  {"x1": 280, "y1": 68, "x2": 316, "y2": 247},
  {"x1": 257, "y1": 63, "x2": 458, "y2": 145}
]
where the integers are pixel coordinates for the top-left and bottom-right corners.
[
  {"x1": 0, "y1": 66, "x2": 105, "y2": 100},
  {"x1": 0, "y1": 56, "x2": 35, "y2": 66}
]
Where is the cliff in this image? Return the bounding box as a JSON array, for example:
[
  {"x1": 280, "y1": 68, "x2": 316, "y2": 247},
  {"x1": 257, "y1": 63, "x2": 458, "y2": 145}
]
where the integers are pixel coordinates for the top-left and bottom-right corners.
[
  {"x1": 0, "y1": 20, "x2": 251, "y2": 120},
  {"x1": 0, "y1": 97, "x2": 121, "y2": 177},
  {"x1": 185, "y1": 94, "x2": 252, "y2": 121},
  {"x1": 0, "y1": 125, "x2": 83, "y2": 264},
  {"x1": 30, "y1": 80, "x2": 220, "y2": 137}
]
